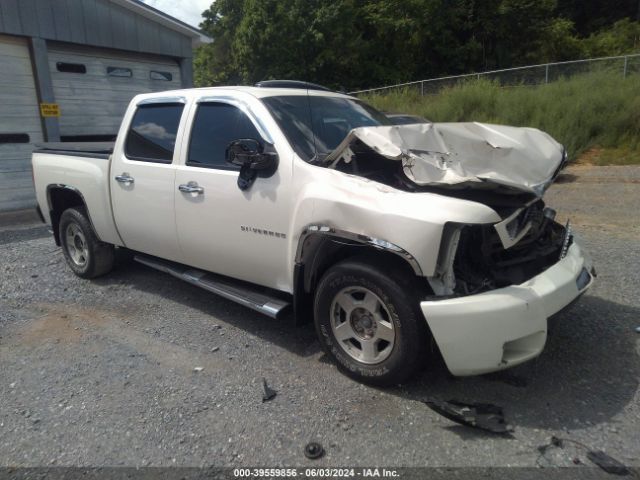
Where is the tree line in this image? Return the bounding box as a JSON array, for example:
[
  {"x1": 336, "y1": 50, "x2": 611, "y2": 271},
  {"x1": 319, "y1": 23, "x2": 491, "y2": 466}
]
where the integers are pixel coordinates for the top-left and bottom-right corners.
[{"x1": 194, "y1": 0, "x2": 640, "y2": 90}]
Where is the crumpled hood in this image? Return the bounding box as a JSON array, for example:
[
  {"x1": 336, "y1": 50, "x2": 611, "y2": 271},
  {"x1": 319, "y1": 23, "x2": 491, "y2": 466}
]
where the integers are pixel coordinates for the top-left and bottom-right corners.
[{"x1": 326, "y1": 122, "x2": 566, "y2": 196}]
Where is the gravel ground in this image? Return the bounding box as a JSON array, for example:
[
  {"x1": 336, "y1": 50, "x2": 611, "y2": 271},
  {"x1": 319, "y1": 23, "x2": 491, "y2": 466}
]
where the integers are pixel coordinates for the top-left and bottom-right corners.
[{"x1": 0, "y1": 165, "x2": 639, "y2": 469}]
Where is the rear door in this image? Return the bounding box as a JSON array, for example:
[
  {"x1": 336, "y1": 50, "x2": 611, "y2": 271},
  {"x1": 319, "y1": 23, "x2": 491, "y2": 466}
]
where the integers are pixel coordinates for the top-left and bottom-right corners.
[{"x1": 110, "y1": 98, "x2": 187, "y2": 261}]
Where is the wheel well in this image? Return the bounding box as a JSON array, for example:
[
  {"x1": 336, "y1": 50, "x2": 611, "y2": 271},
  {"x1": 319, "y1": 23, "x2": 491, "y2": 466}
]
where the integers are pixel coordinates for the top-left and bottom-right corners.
[
  {"x1": 293, "y1": 234, "x2": 429, "y2": 325},
  {"x1": 47, "y1": 186, "x2": 86, "y2": 245}
]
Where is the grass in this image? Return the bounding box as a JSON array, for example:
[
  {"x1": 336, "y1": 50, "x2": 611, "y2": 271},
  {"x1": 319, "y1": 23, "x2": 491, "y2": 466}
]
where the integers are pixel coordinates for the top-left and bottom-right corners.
[{"x1": 364, "y1": 72, "x2": 640, "y2": 165}]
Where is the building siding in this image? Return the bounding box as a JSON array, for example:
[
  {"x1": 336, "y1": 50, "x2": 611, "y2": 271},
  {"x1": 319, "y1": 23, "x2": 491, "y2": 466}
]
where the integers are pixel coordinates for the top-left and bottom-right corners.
[
  {"x1": 0, "y1": 0, "x2": 193, "y2": 59},
  {"x1": 0, "y1": 34, "x2": 43, "y2": 211},
  {"x1": 0, "y1": 0, "x2": 202, "y2": 211}
]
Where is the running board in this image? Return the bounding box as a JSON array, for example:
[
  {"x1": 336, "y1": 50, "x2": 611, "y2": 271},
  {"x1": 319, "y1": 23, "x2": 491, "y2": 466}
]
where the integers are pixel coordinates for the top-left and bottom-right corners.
[{"x1": 133, "y1": 255, "x2": 291, "y2": 319}]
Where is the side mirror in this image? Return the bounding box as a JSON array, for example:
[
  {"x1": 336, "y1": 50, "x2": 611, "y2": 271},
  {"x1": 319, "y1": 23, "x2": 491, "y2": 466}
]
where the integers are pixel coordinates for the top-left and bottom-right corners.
[
  {"x1": 226, "y1": 139, "x2": 275, "y2": 170},
  {"x1": 225, "y1": 139, "x2": 278, "y2": 191}
]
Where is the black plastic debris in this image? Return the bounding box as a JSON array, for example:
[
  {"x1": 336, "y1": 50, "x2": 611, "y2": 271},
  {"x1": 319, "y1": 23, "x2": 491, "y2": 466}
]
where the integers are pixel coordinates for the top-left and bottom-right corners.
[
  {"x1": 304, "y1": 442, "x2": 325, "y2": 460},
  {"x1": 538, "y1": 436, "x2": 630, "y2": 475},
  {"x1": 425, "y1": 399, "x2": 513, "y2": 434},
  {"x1": 587, "y1": 450, "x2": 631, "y2": 476},
  {"x1": 262, "y1": 378, "x2": 277, "y2": 402}
]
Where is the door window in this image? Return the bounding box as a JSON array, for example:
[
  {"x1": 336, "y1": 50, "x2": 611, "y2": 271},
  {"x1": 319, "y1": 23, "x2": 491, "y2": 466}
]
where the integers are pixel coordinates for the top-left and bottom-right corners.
[
  {"x1": 187, "y1": 102, "x2": 261, "y2": 170},
  {"x1": 125, "y1": 103, "x2": 184, "y2": 163}
]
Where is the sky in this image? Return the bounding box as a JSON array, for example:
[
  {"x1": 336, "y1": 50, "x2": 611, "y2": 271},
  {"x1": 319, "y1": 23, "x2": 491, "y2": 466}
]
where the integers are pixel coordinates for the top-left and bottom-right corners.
[{"x1": 140, "y1": 0, "x2": 212, "y2": 28}]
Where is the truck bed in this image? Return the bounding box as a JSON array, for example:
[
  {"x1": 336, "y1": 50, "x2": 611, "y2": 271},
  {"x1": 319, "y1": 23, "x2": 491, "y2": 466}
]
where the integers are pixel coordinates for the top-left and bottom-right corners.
[
  {"x1": 33, "y1": 142, "x2": 114, "y2": 159},
  {"x1": 32, "y1": 141, "x2": 122, "y2": 246}
]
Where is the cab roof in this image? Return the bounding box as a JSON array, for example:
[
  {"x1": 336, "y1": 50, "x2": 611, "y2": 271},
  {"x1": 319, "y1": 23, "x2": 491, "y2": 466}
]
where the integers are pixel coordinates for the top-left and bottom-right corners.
[{"x1": 136, "y1": 85, "x2": 355, "y2": 101}]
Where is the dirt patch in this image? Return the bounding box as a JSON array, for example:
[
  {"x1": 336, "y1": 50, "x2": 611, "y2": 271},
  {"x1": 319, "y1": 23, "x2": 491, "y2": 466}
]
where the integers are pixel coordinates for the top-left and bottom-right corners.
[
  {"x1": 14, "y1": 303, "x2": 228, "y2": 374},
  {"x1": 20, "y1": 311, "x2": 84, "y2": 344},
  {"x1": 18, "y1": 304, "x2": 125, "y2": 345},
  {"x1": 575, "y1": 147, "x2": 604, "y2": 166}
]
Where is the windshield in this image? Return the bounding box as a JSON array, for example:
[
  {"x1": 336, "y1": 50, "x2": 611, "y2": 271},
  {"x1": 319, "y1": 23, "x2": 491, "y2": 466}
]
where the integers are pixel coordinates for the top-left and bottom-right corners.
[{"x1": 261, "y1": 95, "x2": 391, "y2": 162}]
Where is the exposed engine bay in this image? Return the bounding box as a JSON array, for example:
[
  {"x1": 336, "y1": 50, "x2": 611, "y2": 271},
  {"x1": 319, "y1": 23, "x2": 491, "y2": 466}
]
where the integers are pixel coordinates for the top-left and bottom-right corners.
[{"x1": 453, "y1": 201, "x2": 569, "y2": 294}]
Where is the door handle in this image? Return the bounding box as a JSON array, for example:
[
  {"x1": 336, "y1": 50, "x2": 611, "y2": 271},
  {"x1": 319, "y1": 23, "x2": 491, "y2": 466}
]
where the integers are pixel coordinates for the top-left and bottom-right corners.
[
  {"x1": 178, "y1": 181, "x2": 204, "y2": 194},
  {"x1": 115, "y1": 173, "x2": 134, "y2": 184}
]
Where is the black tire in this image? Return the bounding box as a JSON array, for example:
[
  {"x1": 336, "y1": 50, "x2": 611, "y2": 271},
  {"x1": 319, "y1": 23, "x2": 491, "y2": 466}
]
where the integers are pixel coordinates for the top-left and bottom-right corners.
[
  {"x1": 59, "y1": 206, "x2": 115, "y2": 279},
  {"x1": 314, "y1": 258, "x2": 428, "y2": 386}
]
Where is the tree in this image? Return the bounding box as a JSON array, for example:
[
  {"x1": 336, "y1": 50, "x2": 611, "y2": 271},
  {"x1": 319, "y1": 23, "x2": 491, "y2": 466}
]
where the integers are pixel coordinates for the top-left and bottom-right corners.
[
  {"x1": 193, "y1": 0, "x2": 640, "y2": 90},
  {"x1": 194, "y1": 0, "x2": 246, "y2": 86}
]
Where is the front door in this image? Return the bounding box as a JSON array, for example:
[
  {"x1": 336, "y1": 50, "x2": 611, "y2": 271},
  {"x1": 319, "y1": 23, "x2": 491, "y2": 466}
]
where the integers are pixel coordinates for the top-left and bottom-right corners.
[
  {"x1": 110, "y1": 100, "x2": 185, "y2": 261},
  {"x1": 174, "y1": 100, "x2": 291, "y2": 291}
]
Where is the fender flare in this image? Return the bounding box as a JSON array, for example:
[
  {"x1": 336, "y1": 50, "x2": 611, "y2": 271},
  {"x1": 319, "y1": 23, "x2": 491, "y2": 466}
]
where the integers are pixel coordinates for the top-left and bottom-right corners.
[
  {"x1": 46, "y1": 184, "x2": 95, "y2": 245},
  {"x1": 291, "y1": 224, "x2": 424, "y2": 325},
  {"x1": 295, "y1": 224, "x2": 423, "y2": 284}
]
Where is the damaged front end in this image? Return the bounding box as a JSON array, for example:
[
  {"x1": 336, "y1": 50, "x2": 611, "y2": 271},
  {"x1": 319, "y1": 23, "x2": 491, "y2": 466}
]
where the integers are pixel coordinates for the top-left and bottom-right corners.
[
  {"x1": 419, "y1": 193, "x2": 594, "y2": 376},
  {"x1": 430, "y1": 201, "x2": 570, "y2": 296},
  {"x1": 326, "y1": 122, "x2": 568, "y2": 200},
  {"x1": 325, "y1": 122, "x2": 575, "y2": 296},
  {"x1": 454, "y1": 204, "x2": 569, "y2": 295},
  {"x1": 323, "y1": 122, "x2": 595, "y2": 375}
]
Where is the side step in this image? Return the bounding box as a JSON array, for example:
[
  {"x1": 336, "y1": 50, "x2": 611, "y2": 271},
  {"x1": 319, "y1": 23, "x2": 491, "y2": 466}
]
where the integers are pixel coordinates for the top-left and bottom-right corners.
[{"x1": 134, "y1": 255, "x2": 291, "y2": 319}]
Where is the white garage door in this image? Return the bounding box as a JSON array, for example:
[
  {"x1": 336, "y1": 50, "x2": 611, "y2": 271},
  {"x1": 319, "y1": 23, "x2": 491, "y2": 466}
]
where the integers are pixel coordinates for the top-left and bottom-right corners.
[
  {"x1": 48, "y1": 44, "x2": 182, "y2": 139},
  {"x1": 0, "y1": 34, "x2": 44, "y2": 212}
]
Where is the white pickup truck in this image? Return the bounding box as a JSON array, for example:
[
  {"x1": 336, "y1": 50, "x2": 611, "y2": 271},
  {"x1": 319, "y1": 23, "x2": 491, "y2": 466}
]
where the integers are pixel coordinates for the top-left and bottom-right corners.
[{"x1": 32, "y1": 81, "x2": 595, "y2": 385}]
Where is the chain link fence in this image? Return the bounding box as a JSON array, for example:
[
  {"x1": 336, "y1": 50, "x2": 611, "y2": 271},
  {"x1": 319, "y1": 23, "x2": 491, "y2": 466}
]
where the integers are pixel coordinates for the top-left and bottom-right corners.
[{"x1": 350, "y1": 54, "x2": 640, "y2": 96}]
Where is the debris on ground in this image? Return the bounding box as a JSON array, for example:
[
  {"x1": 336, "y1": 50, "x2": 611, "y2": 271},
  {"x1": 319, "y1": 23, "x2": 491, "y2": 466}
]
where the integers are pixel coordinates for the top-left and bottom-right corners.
[
  {"x1": 587, "y1": 450, "x2": 631, "y2": 476},
  {"x1": 210, "y1": 346, "x2": 219, "y2": 352},
  {"x1": 537, "y1": 436, "x2": 630, "y2": 475},
  {"x1": 424, "y1": 399, "x2": 513, "y2": 434},
  {"x1": 537, "y1": 435, "x2": 564, "y2": 456},
  {"x1": 304, "y1": 442, "x2": 325, "y2": 460},
  {"x1": 635, "y1": 326, "x2": 640, "y2": 333},
  {"x1": 485, "y1": 372, "x2": 529, "y2": 388},
  {"x1": 262, "y1": 378, "x2": 277, "y2": 402},
  {"x1": 193, "y1": 367, "x2": 204, "y2": 373}
]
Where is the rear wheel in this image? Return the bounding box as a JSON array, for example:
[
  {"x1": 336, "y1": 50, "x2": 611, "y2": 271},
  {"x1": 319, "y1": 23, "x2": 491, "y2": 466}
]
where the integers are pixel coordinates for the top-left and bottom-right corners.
[
  {"x1": 59, "y1": 207, "x2": 114, "y2": 279},
  {"x1": 314, "y1": 258, "x2": 428, "y2": 386}
]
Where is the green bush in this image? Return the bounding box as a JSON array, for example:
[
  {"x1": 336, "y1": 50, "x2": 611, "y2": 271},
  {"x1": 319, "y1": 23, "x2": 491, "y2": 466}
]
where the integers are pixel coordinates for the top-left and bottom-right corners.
[{"x1": 364, "y1": 71, "x2": 640, "y2": 163}]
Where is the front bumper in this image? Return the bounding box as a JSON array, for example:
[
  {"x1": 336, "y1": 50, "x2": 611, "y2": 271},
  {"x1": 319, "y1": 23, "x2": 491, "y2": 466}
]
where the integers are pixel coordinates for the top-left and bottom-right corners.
[{"x1": 420, "y1": 241, "x2": 594, "y2": 376}]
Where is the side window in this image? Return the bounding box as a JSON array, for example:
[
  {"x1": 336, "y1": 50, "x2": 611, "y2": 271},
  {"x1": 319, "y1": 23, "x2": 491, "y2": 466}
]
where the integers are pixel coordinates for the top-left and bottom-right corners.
[
  {"x1": 187, "y1": 102, "x2": 261, "y2": 169},
  {"x1": 125, "y1": 103, "x2": 184, "y2": 163}
]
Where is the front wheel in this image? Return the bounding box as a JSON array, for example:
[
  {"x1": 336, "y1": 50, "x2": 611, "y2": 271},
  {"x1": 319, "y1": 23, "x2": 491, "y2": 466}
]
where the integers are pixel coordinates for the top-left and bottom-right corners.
[
  {"x1": 59, "y1": 207, "x2": 115, "y2": 279},
  {"x1": 314, "y1": 259, "x2": 428, "y2": 386}
]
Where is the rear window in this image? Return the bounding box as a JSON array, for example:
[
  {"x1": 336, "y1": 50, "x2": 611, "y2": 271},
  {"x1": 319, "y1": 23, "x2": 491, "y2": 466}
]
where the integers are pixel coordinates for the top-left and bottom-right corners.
[{"x1": 125, "y1": 104, "x2": 184, "y2": 162}]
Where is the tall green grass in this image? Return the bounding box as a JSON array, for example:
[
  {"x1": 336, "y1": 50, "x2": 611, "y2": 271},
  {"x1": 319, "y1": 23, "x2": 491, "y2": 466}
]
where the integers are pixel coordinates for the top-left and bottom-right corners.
[{"x1": 364, "y1": 72, "x2": 640, "y2": 164}]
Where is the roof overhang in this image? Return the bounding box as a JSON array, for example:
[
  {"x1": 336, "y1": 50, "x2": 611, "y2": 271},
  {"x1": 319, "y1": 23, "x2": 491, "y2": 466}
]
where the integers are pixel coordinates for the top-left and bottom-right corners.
[{"x1": 109, "y1": 0, "x2": 212, "y2": 48}]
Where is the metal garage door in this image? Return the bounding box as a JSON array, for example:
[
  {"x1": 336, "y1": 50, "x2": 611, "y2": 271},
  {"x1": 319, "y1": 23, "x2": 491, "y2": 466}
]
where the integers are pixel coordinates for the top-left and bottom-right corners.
[
  {"x1": 0, "y1": 34, "x2": 44, "y2": 212},
  {"x1": 48, "y1": 44, "x2": 182, "y2": 139}
]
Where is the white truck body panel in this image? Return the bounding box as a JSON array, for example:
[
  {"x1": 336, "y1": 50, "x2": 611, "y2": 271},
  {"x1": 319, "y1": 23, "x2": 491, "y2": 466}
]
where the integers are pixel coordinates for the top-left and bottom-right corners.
[
  {"x1": 31, "y1": 85, "x2": 593, "y2": 377},
  {"x1": 33, "y1": 151, "x2": 122, "y2": 246}
]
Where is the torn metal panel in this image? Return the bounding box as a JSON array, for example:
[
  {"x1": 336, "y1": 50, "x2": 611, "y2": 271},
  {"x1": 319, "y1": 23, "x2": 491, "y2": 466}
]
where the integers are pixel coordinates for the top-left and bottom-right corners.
[{"x1": 327, "y1": 123, "x2": 566, "y2": 196}]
